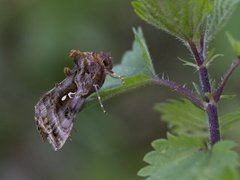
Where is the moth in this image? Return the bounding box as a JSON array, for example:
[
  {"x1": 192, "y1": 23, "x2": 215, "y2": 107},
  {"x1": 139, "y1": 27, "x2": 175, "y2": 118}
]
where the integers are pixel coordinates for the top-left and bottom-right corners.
[{"x1": 34, "y1": 50, "x2": 122, "y2": 151}]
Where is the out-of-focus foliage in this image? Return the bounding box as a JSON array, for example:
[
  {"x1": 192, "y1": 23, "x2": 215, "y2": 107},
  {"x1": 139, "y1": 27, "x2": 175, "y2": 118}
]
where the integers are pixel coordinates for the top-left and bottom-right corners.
[{"x1": 220, "y1": 109, "x2": 240, "y2": 132}]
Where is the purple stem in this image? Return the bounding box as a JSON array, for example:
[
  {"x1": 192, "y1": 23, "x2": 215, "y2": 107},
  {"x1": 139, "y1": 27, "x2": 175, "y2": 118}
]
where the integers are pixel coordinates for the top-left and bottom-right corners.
[
  {"x1": 188, "y1": 40, "x2": 220, "y2": 145},
  {"x1": 206, "y1": 104, "x2": 220, "y2": 144},
  {"x1": 188, "y1": 41, "x2": 211, "y2": 95},
  {"x1": 153, "y1": 77, "x2": 203, "y2": 109},
  {"x1": 214, "y1": 58, "x2": 240, "y2": 102}
]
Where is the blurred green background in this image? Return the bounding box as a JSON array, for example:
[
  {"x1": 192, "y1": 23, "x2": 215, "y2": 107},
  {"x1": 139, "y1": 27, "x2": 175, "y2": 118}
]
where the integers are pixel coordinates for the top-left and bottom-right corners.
[{"x1": 0, "y1": 1, "x2": 240, "y2": 179}]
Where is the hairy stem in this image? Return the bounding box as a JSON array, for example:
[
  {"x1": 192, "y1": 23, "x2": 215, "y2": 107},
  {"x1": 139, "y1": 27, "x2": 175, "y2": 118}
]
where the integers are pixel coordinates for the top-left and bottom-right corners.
[
  {"x1": 206, "y1": 104, "x2": 220, "y2": 144},
  {"x1": 188, "y1": 40, "x2": 220, "y2": 145},
  {"x1": 188, "y1": 41, "x2": 211, "y2": 96},
  {"x1": 214, "y1": 58, "x2": 240, "y2": 102},
  {"x1": 153, "y1": 77, "x2": 203, "y2": 109}
]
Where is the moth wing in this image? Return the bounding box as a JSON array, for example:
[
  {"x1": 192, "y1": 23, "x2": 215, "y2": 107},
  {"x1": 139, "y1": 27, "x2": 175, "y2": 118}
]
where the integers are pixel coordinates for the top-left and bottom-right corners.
[
  {"x1": 35, "y1": 64, "x2": 94, "y2": 151},
  {"x1": 34, "y1": 76, "x2": 84, "y2": 151}
]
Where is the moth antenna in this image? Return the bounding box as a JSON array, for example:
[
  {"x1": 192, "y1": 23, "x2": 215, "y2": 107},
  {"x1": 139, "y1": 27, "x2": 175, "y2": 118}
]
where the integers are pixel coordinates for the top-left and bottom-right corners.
[{"x1": 93, "y1": 84, "x2": 106, "y2": 113}]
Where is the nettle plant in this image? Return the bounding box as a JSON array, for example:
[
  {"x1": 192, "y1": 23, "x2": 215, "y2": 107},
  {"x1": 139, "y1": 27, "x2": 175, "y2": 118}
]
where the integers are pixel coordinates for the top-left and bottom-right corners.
[
  {"x1": 90, "y1": 0, "x2": 240, "y2": 179},
  {"x1": 35, "y1": 0, "x2": 240, "y2": 179}
]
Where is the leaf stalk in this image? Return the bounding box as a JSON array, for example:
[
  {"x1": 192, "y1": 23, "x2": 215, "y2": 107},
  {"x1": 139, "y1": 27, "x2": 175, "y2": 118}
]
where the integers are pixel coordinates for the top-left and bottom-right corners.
[
  {"x1": 153, "y1": 77, "x2": 204, "y2": 109},
  {"x1": 214, "y1": 58, "x2": 240, "y2": 102}
]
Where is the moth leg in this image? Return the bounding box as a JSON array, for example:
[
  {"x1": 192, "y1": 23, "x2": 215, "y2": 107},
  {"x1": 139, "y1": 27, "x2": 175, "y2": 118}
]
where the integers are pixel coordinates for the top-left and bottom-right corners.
[
  {"x1": 105, "y1": 70, "x2": 124, "y2": 83},
  {"x1": 93, "y1": 84, "x2": 106, "y2": 113}
]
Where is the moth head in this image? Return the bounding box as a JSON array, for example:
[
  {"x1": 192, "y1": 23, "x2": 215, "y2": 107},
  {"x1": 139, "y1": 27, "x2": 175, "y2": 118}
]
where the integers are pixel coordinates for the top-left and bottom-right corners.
[{"x1": 98, "y1": 52, "x2": 113, "y2": 71}]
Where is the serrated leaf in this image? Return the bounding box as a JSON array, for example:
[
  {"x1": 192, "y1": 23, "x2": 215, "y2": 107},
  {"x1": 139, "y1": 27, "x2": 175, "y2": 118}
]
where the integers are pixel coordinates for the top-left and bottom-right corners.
[
  {"x1": 154, "y1": 99, "x2": 208, "y2": 137},
  {"x1": 226, "y1": 32, "x2": 240, "y2": 56},
  {"x1": 132, "y1": 0, "x2": 212, "y2": 44},
  {"x1": 84, "y1": 27, "x2": 155, "y2": 109},
  {"x1": 207, "y1": 0, "x2": 240, "y2": 41},
  {"x1": 139, "y1": 135, "x2": 240, "y2": 180},
  {"x1": 155, "y1": 98, "x2": 240, "y2": 136},
  {"x1": 220, "y1": 109, "x2": 240, "y2": 132}
]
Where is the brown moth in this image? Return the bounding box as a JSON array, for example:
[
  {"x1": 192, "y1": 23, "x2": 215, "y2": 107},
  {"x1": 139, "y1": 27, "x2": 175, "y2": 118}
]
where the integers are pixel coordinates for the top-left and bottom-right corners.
[{"x1": 34, "y1": 50, "x2": 122, "y2": 151}]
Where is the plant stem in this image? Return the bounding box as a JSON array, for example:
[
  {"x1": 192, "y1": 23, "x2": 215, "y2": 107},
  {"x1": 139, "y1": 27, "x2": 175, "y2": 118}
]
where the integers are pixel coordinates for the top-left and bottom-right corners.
[
  {"x1": 214, "y1": 58, "x2": 240, "y2": 102},
  {"x1": 153, "y1": 77, "x2": 203, "y2": 109},
  {"x1": 188, "y1": 41, "x2": 211, "y2": 96},
  {"x1": 206, "y1": 104, "x2": 220, "y2": 144},
  {"x1": 188, "y1": 40, "x2": 220, "y2": 145}
]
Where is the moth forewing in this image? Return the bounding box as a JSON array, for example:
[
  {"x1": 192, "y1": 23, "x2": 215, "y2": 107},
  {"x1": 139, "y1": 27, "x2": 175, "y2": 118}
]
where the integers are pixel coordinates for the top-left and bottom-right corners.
[
  {"x1": 34, "y1": 50, "x2": 121, "y2": 151},
  {"x1": 34, "y1": 74, "x2": 78, "y2": 150}
]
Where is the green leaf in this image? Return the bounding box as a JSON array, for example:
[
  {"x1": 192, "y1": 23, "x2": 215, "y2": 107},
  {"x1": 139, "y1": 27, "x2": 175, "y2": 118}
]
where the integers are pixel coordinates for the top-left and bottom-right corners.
[
  {"x1": 132, "y1": 0, "x2": 212, "y2": 44},
  {"x1": 207, "y1": 0, "x2": 240, "y2": 41},
  {"x1": 154, "y1": 99, "x2": 208, "y2": 137},
  {"x1": 226, "y1": 32, "x2": 240, "y2": 56},
  {"x1": 84, "y1": 27, "x2": 155, "y2": 109},
  {"x1": 154, "y1": 99, "x2": 240, "y2": 136},
  {"x1": 220, "y1": 109, "x2": 240, "y2": 132},
  {"x1": 138, "y1": 135, "x2": 240, "y2": 180}
]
